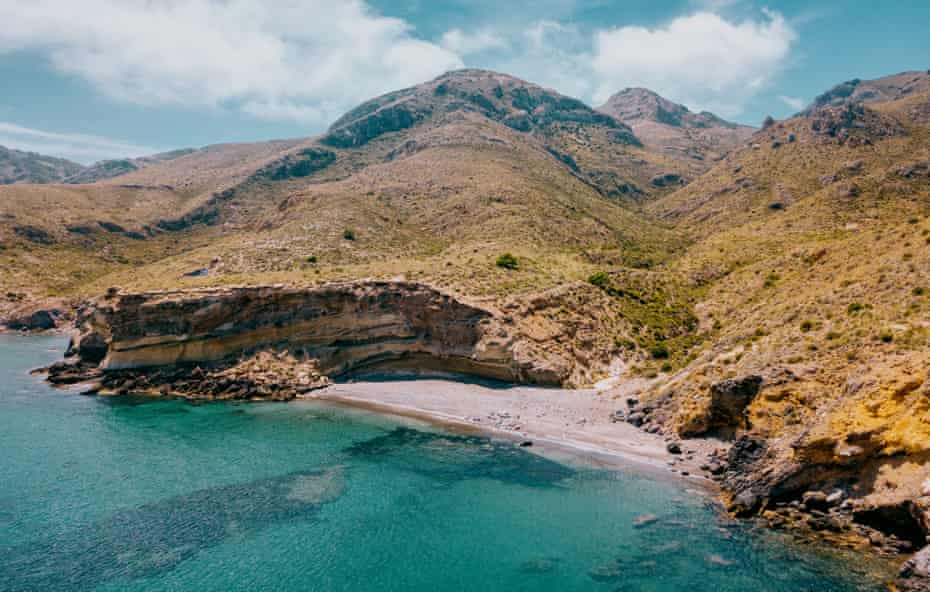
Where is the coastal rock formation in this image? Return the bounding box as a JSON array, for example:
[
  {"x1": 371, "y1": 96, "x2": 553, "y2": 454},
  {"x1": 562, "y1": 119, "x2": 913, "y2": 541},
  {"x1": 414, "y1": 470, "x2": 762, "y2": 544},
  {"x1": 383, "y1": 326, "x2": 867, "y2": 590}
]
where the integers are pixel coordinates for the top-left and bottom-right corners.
[{"x1": 54, "y1": 281, "x2": 584, "y2": 399}]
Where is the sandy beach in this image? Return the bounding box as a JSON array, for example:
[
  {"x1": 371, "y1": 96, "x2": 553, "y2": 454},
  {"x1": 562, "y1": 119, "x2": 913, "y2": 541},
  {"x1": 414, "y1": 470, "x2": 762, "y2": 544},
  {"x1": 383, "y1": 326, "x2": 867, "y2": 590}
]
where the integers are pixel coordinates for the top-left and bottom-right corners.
[{"x1": 309, "y1": 374, "x2": 723, "y2": 482}]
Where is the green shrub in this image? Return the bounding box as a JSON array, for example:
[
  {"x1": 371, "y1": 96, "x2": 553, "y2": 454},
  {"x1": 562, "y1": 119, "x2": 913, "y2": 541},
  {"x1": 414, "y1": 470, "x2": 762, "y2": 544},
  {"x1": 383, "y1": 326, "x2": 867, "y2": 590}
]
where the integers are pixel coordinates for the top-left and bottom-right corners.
[
  {"x1": 847, "y1": 302, "x2": 866, "y2": 315},
  {"x1": 650, "y1": 343, "x2": 670, "y2": 359},
  {"x1": 615, "y1": 338, "x2": 636, "y2": 350},
  {"x1": 763, "y1": 272, "x2": 780, "y2": 288},
  {"x1": 495, "y1": 253, "x2": 519, "y2": 270},
  {"x1": 343, "y1": 229, "x2": 356, "y2": 241},
  {"x1": 306, "y1": 255, "x2": 318, "y2": 264},
  {"x1": 879, "y1": 331, "x2": 894, "y2": 343},
  {"x1": 588, "y1": 271, "x2": 610, "y2": 288},
  {"x1": 800, "y1": 320, "x2": 814, "y2": 332},
  {"x1": 913, "y1": 286, "x2": 926, "y2": 296},
  {"x1": 660, "y1": 362, "x2": 674, "y2": 373}
]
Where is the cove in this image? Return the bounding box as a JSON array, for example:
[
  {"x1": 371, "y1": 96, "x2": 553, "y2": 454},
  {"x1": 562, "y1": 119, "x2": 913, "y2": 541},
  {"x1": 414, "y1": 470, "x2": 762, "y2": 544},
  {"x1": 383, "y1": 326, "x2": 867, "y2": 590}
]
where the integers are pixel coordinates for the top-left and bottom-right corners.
[{"x1": 0, "y1": 334, "x2": 890, "y2": 592}]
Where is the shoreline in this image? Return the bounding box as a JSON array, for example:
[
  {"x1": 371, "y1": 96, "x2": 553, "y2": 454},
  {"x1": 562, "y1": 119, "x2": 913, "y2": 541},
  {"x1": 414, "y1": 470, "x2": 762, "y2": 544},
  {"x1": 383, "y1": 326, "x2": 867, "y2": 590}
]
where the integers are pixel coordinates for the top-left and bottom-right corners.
[{"x1": 307, "y1": 375, "x2": 723, "y2": 488}]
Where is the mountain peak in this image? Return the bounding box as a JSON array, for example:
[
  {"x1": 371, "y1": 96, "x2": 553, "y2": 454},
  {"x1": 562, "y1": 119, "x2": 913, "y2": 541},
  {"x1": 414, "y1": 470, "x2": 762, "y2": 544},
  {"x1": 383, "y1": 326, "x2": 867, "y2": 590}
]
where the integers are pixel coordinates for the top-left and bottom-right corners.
[
  {"x1": 596, "y1": 88, "x2": 754, "y2": 162},
  {"x1": 323, "y1": 68, "x2": 634, "y2": 149},
  {"x1": 599, "y1": 88, "x2": 738, "y2": 130},
  {"x1": 803, "y1": 70, "x2": 930, "y2": 114}
]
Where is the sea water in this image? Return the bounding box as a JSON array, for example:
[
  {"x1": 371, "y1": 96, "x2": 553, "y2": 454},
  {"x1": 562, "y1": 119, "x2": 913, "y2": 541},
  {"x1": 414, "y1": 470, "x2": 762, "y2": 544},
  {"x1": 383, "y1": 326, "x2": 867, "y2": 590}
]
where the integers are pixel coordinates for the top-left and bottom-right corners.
[{"x1": 0, "y1": 334, "x2": 888, "y2": 592}]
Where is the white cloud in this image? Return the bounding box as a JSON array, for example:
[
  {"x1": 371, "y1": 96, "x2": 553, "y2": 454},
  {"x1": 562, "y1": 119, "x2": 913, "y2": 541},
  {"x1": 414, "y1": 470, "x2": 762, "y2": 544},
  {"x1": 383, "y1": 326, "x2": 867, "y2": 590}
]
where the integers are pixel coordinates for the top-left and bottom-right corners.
[
  {"x1": 589, "y1": 10, "x2": 797, "y2": 116},
  {"x1": 0, "y1": 122, "x2": 161, "y2": 164},
  {"x1": 441, "y1": 28, "x2": 507, "y2": 56},
  {"x1": 0, "y1": 1, "x2": 797, "y2": 128},
  {"x1": 0, "y1": 0, "x2": 463, "y2": 125},
  {"x1": 490, "y1": 21, "x2": 595, "y2": 101},
  {"x1": 778, "y1": 95, "x2": 805, "y2": 110}
]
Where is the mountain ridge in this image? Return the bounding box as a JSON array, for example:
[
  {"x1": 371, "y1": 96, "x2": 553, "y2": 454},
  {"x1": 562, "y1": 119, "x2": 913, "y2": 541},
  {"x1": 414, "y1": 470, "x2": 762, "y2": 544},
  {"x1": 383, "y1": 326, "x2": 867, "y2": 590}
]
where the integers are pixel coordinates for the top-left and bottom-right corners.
[{"x1": 0, "y1": 145, "x2": 84, "y2": 184}]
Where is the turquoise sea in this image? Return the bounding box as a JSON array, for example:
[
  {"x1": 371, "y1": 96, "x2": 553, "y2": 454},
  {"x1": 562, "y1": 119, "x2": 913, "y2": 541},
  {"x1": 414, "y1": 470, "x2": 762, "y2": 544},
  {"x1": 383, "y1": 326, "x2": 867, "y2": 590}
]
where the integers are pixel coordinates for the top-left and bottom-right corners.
[{"x1": 0, "y1": 334, "x2": 888, "y2": 591}]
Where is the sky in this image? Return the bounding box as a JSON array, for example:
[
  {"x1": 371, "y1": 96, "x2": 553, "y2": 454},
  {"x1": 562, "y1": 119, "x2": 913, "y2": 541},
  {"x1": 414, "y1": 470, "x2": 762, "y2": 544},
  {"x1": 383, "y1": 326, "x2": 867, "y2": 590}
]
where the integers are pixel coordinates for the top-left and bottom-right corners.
[{"x1": 0, "y1": 0, "x2": 927, "y2": 164}]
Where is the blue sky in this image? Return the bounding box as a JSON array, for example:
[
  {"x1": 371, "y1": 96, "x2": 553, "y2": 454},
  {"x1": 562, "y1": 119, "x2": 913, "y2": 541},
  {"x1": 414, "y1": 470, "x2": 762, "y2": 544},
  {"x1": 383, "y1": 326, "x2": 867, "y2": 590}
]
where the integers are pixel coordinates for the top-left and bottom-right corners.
[{"x1": 0, "y1": 0, "x2": 927, "y2": 163}]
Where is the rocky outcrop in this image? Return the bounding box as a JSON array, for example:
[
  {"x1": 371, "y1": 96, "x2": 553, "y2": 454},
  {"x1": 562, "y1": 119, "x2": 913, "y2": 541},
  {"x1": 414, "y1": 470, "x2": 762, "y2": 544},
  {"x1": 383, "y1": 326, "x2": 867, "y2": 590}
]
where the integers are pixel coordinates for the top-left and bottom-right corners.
[
  {"x1": 803, "y1": 71, "x2": 930, "y2": 114},
  {"x1": 4, "y1": 308, "x2": 63, "y2": 331},
  {"x1": 675, "y1": 375, "x2": 763, "y2": 437},
  {"x1": 252, "y1": 147, "x2": 336, "y2": 181},
  {"x1": 808, "y1": 104, "x2": 906, "y2": 146},
  {"x1": 899, "y1": 547, "x2": 930, "y2": 591},
  {"x1": 54, "y1": 281, "x2": 578, "y2": 400}
]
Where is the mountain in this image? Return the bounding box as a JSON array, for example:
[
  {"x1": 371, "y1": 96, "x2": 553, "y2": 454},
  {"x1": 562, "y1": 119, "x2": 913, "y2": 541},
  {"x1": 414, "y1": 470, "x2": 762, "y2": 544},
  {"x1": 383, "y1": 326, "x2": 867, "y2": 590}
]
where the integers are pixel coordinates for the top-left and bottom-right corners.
[
  {"x1": 62, "y1": 148, "x2": 196, "y2": 184},
  {"x1": 0, "y1": 69, "x2": 689, "y2": 299},
  {"x1": 598, "y1": 88, "x2": 755, "y2": 166},
  {"x1": 0, "y1": 144, "x2": 200, "y2": 185},
  {"x1": 0, "y1": 145, "x2": 84, "y2": 184},
  {"x1": 802, "y1": 70, "x2": 930, "y2": 114}
]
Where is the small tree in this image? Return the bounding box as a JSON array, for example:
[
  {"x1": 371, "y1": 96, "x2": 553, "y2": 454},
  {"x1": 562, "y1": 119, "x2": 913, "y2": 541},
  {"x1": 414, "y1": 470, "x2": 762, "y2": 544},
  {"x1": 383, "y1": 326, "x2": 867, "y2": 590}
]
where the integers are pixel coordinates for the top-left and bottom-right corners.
[{"x1": 343, "y1": 228, "x2": 356, "y2": 241}]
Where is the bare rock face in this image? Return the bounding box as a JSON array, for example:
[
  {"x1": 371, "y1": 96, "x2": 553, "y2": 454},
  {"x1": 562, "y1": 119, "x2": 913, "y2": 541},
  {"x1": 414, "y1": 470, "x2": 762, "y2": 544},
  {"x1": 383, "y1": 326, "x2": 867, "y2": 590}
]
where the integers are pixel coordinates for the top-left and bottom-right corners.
[
  {"x1": 676, "y1": 375, "x2": 763, "y2": 436},
  {"x1": 59, "y1": 281, "x2": 576, "y2": 400}
]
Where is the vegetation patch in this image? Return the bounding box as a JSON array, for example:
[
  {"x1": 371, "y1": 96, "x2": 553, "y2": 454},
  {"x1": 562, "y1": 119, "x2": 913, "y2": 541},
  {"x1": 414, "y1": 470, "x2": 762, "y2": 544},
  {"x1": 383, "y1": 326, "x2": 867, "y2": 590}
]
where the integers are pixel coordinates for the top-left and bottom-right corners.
[
  {"x1": 587, "y1": 269, "x2": 704, "y2": 371},
  {"x1": 496, "y1": 253, "x2": 519, "y2": 270}
]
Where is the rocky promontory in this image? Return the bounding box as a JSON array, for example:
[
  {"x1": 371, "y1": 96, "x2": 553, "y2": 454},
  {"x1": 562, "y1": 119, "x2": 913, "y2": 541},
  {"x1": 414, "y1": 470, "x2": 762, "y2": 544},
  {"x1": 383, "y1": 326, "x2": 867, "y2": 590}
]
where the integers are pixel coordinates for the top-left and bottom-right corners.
[{"x1": 47, "y1": 281, "x2": 590, "y2": 400}]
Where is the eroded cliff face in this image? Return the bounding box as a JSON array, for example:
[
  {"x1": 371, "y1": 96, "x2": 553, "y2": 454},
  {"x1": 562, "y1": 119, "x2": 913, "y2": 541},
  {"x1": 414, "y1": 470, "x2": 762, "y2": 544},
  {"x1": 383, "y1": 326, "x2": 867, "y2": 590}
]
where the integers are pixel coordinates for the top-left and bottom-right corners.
[
  {"x1": 56, "y1": 281, "x2": 592, "y2": 398},
  {"x1": 624, "y1": 351, "x2": 930, "y2": 564}
]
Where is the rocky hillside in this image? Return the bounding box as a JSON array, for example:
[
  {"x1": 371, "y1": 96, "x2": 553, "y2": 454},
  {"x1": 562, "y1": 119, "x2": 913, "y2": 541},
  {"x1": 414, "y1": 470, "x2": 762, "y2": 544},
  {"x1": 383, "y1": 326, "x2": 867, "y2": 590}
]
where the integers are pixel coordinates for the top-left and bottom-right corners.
[
  {"x1": 599, "y1": 88, "x2": 755, "y2": 169},
  {"x1": 0, "y1": 70, "x2": 687, "y2": 304},
  {"x1": 0, "y1": 145, "x2": 84, "y2": 184},
  {"x1": 608, "y1": 72, "x2": 930, "y2": 569}
]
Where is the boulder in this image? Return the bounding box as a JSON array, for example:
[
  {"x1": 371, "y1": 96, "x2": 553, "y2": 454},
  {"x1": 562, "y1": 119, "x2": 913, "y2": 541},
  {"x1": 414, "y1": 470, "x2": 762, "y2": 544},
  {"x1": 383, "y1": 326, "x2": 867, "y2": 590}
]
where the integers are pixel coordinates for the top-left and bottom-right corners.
[
  {"x1": 801, "y1": 491, "x2": 831, "y2": 511},
  {"x1": 728, "y1": 489, "x2": 760, "y2": 516},
  {"x1": 899, "y1": 547, "x2": 930, "y2": 592},
  {"x1": 626, "y1": 412, "x2": 646, "y2": 427},
  {"x1": 4, "y1": 308, "x2": 61, "y2": 331}
]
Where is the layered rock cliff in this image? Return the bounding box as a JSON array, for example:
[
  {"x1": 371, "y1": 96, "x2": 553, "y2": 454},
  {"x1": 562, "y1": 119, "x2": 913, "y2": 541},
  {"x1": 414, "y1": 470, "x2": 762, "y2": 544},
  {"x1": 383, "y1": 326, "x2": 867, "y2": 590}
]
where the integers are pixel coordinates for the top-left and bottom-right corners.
[{"x1": 53, "y1": 281, "x2": 596, "y2": 399}]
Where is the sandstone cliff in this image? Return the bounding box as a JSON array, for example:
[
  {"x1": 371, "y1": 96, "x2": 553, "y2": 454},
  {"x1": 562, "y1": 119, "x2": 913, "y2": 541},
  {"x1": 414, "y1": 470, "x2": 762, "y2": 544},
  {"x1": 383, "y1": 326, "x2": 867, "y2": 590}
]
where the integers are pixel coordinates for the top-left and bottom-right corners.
[{"x1": 54, "y1": 281, "x2": 621, "y2": 399}]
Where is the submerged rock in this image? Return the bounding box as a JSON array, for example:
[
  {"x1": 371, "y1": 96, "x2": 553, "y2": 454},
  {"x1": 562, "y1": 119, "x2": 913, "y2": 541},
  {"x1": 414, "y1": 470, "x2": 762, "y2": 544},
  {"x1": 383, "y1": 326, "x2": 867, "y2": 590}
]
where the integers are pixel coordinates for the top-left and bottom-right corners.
[
  {"x1": 0, "y1": 467, "x2": 346, "y2": 591},
  {"x1": 633, "y1": 514, "x2": 659, "y2": 528}
]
